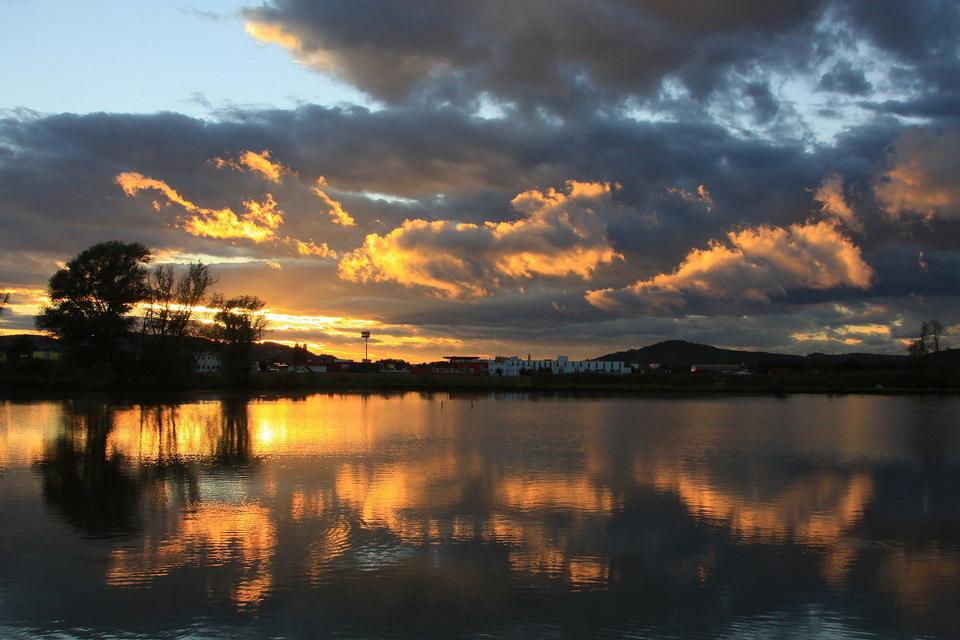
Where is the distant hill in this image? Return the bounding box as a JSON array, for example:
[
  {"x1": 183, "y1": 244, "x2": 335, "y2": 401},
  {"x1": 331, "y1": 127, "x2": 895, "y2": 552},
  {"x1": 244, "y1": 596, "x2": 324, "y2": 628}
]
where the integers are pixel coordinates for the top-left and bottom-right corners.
[
  {"x1": 0, "y1": 334, "x2": 61, "y2": 351},
  {"x1": 923, "y1": 348, "x2": 960, "y2": 369},
  {"x1": 595, "y1": 340, "x2": 806, "y2": 368},
  {"x1": 594, "y1": 339, "x2": 922, "y2": 371},
  {"x1": 0, "y1": 334, "x2": 336, "y2": 363},
  {"x1": 806, "y1": 351, "x2": 910, "y2": 368}
]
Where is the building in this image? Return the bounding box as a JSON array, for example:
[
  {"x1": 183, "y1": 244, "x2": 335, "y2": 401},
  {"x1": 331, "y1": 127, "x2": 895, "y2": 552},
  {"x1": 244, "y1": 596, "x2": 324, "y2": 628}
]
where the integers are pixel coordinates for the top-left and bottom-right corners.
[
  {"x1": 193, "y1": 351, "x2": 221, "y2": 374},
  {"x1": 514, "y1": 355, "x2": 630, "y2": 376},
  {"x1": 290, "y1": 364, "x2": 327, "y2": 373},
  {"x1": 412, "y1": 356, "x2": 488, "y2": 375},
  {"x1": 495, "y1": 355, "x2": 630, "y2": 376}
]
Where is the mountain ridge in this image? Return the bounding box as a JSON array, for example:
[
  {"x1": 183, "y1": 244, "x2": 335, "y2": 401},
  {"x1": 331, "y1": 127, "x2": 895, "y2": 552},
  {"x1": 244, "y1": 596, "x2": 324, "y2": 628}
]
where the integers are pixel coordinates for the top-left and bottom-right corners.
[{"x1": 593, "y1": 339, "x2": 923, "y2": 369}]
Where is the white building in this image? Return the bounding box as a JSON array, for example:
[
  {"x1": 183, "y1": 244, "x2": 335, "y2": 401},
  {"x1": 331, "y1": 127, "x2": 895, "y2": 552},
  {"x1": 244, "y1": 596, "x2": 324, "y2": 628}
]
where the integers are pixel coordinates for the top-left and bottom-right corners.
[
  {"x1": 193, "y1": 351, "x2": 221, "y2": 373},
  {"x1": 488, "y1": 355, "x2": 630, "y2": 376}
]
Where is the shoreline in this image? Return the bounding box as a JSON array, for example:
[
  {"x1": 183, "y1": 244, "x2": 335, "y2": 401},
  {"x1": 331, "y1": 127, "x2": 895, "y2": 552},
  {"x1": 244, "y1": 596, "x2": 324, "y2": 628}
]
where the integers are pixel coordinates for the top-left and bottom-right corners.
[{"x1": 2, "y1": 369, "x2": 959, "y2": 399}]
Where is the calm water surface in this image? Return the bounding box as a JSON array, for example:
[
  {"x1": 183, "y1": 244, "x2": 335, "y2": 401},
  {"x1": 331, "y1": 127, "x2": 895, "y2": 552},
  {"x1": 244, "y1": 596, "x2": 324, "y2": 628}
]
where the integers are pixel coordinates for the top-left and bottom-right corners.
[{"x1": 1, "y1": 393, "x2": 959, "y2": 639}]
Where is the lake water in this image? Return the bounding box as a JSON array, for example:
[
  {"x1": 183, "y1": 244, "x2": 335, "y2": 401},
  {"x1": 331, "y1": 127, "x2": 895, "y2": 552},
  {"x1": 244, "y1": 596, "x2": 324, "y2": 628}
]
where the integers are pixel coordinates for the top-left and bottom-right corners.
[{"x1": 1, "y1": 393, "x2": 959, "y2": 639}]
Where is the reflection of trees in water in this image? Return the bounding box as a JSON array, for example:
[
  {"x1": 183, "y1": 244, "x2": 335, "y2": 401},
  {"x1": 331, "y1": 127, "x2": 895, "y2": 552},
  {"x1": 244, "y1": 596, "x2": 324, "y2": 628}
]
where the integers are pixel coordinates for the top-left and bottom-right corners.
[
  {"x1": 36, "y1": 401, "x2": 143, "y2": 535},
  {"x1": 216, "y1": 397, "x2": 253, "y2": 466},
  {"x1": 36, "y1": 397, "x2": 257, "y2": 535},
  {"x1": 25, "y1": 394, "x2": 960, "y2": 637}
]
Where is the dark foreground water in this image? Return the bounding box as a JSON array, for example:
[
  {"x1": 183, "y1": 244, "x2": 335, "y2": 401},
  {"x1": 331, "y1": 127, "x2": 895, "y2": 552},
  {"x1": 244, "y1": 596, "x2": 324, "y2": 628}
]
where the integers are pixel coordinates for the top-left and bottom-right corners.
[{"x1": 1, "y1": 393, "x2": 959, "y2": 639}]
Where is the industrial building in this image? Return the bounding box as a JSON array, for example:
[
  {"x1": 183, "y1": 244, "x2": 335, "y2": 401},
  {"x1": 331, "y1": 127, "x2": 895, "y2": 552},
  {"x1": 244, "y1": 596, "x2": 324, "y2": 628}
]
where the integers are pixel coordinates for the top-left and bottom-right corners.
[{"x1": 490, "y1": 355, "x2": 630, "y2": 376}]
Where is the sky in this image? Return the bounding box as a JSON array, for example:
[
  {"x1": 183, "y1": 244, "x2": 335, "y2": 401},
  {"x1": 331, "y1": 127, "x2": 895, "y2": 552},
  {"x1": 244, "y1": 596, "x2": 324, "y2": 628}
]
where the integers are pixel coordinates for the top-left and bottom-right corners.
[{"x1": 1, "y1": 0, "x2": 959, "y2": 362}]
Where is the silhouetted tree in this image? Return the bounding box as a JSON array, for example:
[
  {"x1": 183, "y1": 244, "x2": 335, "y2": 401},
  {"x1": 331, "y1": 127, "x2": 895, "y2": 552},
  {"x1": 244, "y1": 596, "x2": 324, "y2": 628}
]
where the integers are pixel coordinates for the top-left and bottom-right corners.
[
  {"x1": 291, "y1": 343, "x2": 309, "y2": 367},
  {"x1": 141, "y1": 261, "x2": 217, "y2": 378},
  {"x1": 376, "y1": 358, "x2": 409, "y2": 368},
  {"x1": 35, "y1": 241, "x2": 151, "y2": 374},
  {"x1": 208, "y1": 294, "x2": 268, "y2": 385},
  {"x1": 908, "y1": 319, "x2": 946, "y2": 358},
  {"x1": 929, "y1": 319, "x2": 944, "y2": 353},
  {"x1": 0, "y1": 292, "x2": 8, "y2": 316}
]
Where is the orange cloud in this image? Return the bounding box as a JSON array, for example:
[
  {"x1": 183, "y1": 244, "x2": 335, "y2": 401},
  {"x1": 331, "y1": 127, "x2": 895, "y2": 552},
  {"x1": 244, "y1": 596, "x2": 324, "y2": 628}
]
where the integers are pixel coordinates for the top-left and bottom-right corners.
[
  {"x1": 212, "y1": 149, "x2": 291, "y2": 183},
  {"x1": 182, "y1": 194, "x2": 283, "y2": 243},
  {"x1": 116, "y1": 172, "x2": 195, "y2": 210},
  {"x1": 875, "y1": 128, "x2": 960, "y2": 220},
  {"x1": 697, "y1": 185, "x2": 715, "y2": 211},
  {"x1": 244, "y1": 21, "x2": 337, "y2": 71},
  {"x1": 587, "y1": 220, "x2": 873, "y2": 311},
  {"x1": 313, "y1": 178, "x2": 356, "y2": 226},
  {"x1": 667, "y1": 184, "x2": 714, "y2": 212},
  {"x1": 815, "y1": 173, "x2": 860, "y2": 230},
  {"x1": 338, "y1": 180, "x2": 622, "y2": 297},
  {"x1": 288, "y1": 238, "x2": 338, "y2": 259},
  {"x1": 116, "y1": 172, "x2": 283, "y2": 243}
]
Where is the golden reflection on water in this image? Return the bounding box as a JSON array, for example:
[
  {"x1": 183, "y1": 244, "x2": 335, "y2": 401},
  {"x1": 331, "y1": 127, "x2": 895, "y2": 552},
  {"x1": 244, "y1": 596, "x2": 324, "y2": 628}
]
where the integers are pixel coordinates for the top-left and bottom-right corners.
[
  {"x1": 0, "y1": 402, "x2": 62, "y2": 467},
  {"x1": 107, "y1": 503, "x2": 276, "y2": 608},
  {"x1": 643, "y1": 464, "x2": 874, "y2": 544},
  {"x1": 2, "y1": 393, "x2": 958, "y2": 625}
]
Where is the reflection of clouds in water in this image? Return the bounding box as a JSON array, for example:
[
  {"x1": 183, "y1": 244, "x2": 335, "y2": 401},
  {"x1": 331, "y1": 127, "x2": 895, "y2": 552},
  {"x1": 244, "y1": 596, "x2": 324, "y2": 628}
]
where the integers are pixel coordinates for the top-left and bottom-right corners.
[
  {"x1": 497, "y1": 476, "x2": 614, "y2": 514},
  {"x1": 878, "y1": 548, "x2": 960, "y2": 625},
  {"x1": 642, "y1": 463, "x2": 874, "y2": 544},
  {"x1": 6, "y1": 394, "x2": 960, "y2": 636},
  {"x1": 0, "y1": 402, "x2": 62, "y2": 467},
  {"x1": 107, "y1": 503, "x2": 276, "y2": 609}
]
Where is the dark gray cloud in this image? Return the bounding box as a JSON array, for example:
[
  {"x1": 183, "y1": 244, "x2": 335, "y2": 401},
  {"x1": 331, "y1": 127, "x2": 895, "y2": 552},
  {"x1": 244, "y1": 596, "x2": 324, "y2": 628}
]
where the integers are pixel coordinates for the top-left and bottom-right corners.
[
  {"x1": 818, "y1": 61, "x2": 872, "y2": 95},
  {"x1": 243, "y1": 0, "x2": 831, "y2": 114},
  {"x1": 242, "y1": 1, "x2": 959, "y2": 122}
]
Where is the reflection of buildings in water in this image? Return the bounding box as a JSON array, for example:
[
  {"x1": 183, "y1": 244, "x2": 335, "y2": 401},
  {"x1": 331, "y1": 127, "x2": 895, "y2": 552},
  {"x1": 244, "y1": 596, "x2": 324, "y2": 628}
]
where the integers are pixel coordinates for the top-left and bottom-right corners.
[{"x1": 107, "y1": 503, "x2": 277, "y2": 609}]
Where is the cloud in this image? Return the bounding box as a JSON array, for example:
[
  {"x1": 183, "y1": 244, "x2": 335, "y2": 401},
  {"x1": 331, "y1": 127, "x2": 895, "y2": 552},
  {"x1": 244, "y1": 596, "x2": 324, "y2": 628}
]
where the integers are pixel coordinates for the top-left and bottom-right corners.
[
  {"x1": 587, "y1": 220, "x2": 873, "y2": 313},
  {"x1": 313, "y1": 178, "x2": 356, "y2": 226},
  {"x1": 697, "y1": 185, "x2": 715, "y2": 212},
  {"x1": 241, "y1": 0, "x2": 829, "y2": 111},
  {"x1": 874, "y1": 128, "x2": 960, "y2": 221},
  {"x1": 338, "y1": 180, "x2": 622, "y2": 297},
  {"x1": 212, "y1": 149, "x2": 292, "y2": 183},
  {"x1": 817, "y1": 60, "x2": 872, "y2": 95},
  {"x1": 814, "y1": 173, "x2": 860, "y2": 230},
  {"x1": 289, "y1": 238, "x2": 337, "y2": 259},
  {"x1": 2, "y1": 83, "x2": 958, "y2": 356},
  {"x1": 116, "y1": 172, "x2": 284, "y2": 243},
  {"x1": 667, "y1": 184, "x2": 714, "y2": 212}
]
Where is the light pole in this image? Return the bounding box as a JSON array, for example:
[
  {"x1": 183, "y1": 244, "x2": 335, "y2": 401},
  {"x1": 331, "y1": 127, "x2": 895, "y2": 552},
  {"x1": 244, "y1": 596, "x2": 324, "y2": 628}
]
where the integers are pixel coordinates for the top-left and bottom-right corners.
[{"x1": 360, "y1": 330, "x2": 371, "y2": 362}]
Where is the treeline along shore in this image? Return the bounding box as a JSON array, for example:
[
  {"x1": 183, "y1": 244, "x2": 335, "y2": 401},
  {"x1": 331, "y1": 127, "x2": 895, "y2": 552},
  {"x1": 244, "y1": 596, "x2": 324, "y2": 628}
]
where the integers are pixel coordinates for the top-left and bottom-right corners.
[{"x1": 3, "y1": 335, "x2": 959, "y2": 395}]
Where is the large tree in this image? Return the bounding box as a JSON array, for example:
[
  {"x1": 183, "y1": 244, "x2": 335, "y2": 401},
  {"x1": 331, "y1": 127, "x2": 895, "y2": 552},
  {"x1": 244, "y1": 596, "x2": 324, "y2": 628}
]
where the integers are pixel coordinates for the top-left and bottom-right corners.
[
  {"x1": 208, "y1": 294, "x2": 268, "y2": 385},
  {"x1": 36, "y1": 241, "x2": 152, "y2": 371},
  {"x1": 140, "y1": 261, "x2": 217, "y2": 377}
]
